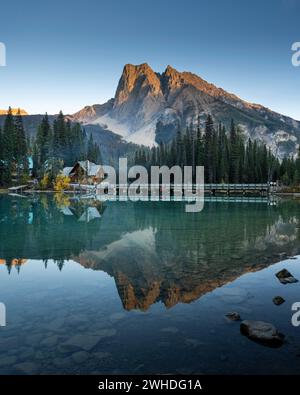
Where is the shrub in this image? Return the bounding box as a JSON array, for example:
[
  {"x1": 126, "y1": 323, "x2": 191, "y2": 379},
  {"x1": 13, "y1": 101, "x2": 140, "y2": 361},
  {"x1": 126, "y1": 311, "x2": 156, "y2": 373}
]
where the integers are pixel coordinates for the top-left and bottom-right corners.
[
  {"x1": 54, "y1": 174, "x2": 70, "y2": 191},
  {"x1": 40, "y1": 174, "x2": 51, "y2": 190}
]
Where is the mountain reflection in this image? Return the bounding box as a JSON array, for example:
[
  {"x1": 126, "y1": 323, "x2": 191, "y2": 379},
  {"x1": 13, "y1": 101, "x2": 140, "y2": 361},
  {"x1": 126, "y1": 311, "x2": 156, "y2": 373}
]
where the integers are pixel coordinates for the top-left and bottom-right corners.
[{"x1": 1, "y1": 194, "x2": 300, "y2": 311}]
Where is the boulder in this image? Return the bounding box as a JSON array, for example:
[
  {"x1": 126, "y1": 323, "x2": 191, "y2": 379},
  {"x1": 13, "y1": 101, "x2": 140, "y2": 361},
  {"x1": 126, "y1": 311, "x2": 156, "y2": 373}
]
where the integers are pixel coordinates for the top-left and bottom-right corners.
[
  {"x1": 273, "y1": 296, "x2": 285, "y2": 306},
  {"x1": 275, "y1": 269, "x2": 298, "y2": 284},
  {"x1": 225, "y1": 312, "x2": 241, "y2": 321},
  {"x1": 240, "y1": 320, "x2": 284, "y2": 347}
]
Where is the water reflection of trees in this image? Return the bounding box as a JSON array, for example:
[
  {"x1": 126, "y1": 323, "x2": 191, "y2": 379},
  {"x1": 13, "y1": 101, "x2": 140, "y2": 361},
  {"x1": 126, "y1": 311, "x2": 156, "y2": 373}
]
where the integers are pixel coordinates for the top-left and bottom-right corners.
[
  {"x1": 1, "y1": 196, "x2": 300, "y2": 268},
  {"x1": 1, "y1": 195, "x2": 300, "y2": 309},
  {"x1": 0, "y1": 195, "x2": 105, "y2": 270}
]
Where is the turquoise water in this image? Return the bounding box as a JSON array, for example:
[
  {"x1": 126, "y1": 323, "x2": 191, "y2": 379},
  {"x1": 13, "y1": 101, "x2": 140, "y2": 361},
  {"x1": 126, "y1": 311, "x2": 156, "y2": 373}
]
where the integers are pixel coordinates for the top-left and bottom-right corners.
[{"x1": 0, "y1": 194, "x2": 300, "y2": 374}]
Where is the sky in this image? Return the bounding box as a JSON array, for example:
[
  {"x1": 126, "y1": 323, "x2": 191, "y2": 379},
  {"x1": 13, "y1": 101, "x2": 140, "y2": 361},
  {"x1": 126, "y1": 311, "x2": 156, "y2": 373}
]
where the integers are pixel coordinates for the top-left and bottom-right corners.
[{"x1": 0, "y1": 0, "x2": 300, "y2": 119}]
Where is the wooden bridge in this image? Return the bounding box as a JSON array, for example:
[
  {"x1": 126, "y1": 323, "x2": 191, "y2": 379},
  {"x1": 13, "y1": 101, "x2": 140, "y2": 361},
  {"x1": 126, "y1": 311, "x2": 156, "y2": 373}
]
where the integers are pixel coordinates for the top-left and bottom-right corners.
[
  {"x1": 202, "y1": 183, "x2": 274, "y2": 195},
  {"x1": 92, "y1": 182, "x2": 276, "y2": 196}
]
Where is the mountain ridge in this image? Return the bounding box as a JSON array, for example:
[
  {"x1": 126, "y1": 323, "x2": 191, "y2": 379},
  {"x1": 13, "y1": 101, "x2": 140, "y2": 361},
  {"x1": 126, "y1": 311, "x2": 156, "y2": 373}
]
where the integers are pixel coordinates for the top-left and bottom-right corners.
[
  {"x1": 0, "y1": 108, "x2": 28, "y2": 115},
  {"x1": 70, "y1": 63, "x2": 300, "y2": 157}
]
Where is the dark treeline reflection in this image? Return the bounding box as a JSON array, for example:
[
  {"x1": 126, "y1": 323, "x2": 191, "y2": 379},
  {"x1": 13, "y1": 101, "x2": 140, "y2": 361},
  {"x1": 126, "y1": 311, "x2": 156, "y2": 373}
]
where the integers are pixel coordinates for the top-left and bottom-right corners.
[
  {"x1": 1, "y1": 194, "x2": 300, "y2": 309},
  {"x1": 0, "y1": 194, "x2": 106, "y2": 269}
]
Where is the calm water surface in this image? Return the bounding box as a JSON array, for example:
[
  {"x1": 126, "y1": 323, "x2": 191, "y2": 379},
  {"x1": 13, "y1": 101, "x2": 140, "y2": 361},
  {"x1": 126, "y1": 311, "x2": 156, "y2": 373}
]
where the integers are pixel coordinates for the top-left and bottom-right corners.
[{"x1": 1, "y1": 194, "x2": 300, "y2": 374}]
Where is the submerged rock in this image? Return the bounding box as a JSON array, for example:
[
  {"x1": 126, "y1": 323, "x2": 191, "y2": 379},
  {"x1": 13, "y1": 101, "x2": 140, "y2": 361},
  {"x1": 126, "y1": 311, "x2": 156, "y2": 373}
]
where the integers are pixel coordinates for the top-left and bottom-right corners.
[
  {"x1": 273, "y1": 296, "x2": 285, "y2": 306},
  {"x1": 41, "y1": 334, "x2": 60, "y2": 347},
  {"x1": 61, "y1": 329, "x2": 117, "y2": 352},
  {"x1": 275, "y1": 269, "x2": 298, "y2": 284},
  {"x1": 71, "y1": 351, "x2": 90, "y2": 364},
  {"x1": 61, "y1": 335, "x2": 101, "y2": 352},
  {"x1": 225, "y1": 312, "x2": 241, "y2": 321},
  {"x1": 240, "y1": 320, "x2": 284, "y2": 347}
]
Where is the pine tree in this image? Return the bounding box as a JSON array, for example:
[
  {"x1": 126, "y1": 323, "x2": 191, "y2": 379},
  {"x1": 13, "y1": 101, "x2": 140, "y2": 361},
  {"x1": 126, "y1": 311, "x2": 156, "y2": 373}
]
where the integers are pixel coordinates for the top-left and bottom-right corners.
[
  {"x1": 52, "y1": 111, "x2": 67, "y2": 161},
  {"x1": 87, "y1": 133, "x2": 95, "y2": 162},
  {"x1": 86, "y1": 133, "x2": 102, "y2": 164},
  {"x1": 204, "y1": 114, "x2": 214, "y2": 183},
  {"x1": 184, "y1": 126, "x2": 193, "y2": 166},
  {"x1": 36, "y1": 113, "x2": 52, "y2": 169},
  {"x1": 70, "y1": 123, "x2": 85, "y2": 163},
  {"x1": 229, "y1": 119, "x2": 239, "y2": 183},
  {"x1": 151, "y1": 146, "x2": 157, "y2": 166},
  {"x1": 14, "y1": 109, "x2": 29, "y2": 181},
  {"x1": 176, "y1": 128, "x2": 184, "y2": 168},
  {"x1": 1, "y1": 107, "x2": 14, "y2": 184},
  {"x1": 195, "y1": 123, "x2": 204, "y2": 167},
  {"x1": 237, "y1": 138, "x2": 245, "y2": 183},
  {"x1": 32, "y1": 142, "x2": 39, "y2": 178},
  {"x1": 294, "y1": 145, "x2": 300, "y2": 185}
]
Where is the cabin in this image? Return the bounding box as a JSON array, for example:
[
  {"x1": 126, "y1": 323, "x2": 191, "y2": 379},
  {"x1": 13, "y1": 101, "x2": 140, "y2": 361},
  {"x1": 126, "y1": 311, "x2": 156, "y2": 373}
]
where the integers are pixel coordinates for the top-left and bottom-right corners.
[{"x1": 63, "y1": 160, "x2": 105, "y2": 184}]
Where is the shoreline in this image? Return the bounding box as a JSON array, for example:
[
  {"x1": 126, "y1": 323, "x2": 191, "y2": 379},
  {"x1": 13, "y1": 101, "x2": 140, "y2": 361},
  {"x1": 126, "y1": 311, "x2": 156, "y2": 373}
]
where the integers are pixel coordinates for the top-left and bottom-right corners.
[{"x1": 2, "y1": 188, "x2": 300, "y2": 198}]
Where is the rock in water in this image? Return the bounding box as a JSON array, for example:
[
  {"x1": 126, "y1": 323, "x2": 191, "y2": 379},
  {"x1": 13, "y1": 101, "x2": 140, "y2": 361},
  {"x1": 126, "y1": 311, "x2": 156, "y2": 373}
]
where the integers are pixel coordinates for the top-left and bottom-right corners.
[
  {"x1": 240, "y1": 320, "x2": 284, "y2": 347},
  {"x1": 225, "y1": 312, "x2": 241, "y2": 321},
  {"x1": 275, "y1": 269, "x2": 298, "y2": 284},
  {"x1": 273, "y1": 296, "x2": 285, "y2": 306}
]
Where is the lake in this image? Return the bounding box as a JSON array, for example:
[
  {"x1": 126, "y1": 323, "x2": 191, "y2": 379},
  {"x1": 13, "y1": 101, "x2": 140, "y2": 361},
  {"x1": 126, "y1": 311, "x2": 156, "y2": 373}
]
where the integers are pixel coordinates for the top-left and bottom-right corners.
[{"x1": 0, "y1": 194, "x2": 300, "y2": 374}]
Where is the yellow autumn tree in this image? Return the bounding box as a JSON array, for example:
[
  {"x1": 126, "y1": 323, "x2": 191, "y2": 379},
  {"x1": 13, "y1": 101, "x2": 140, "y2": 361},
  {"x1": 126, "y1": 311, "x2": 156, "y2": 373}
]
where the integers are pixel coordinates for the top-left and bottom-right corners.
[{"x1": 54, "y1": 174, "x2": 70, "y2": 191}]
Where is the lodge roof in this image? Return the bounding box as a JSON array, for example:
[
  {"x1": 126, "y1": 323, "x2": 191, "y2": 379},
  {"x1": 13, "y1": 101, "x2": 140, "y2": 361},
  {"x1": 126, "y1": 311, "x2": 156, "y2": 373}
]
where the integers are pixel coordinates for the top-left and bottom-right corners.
[
  {"x1": 62, "y1": 167, "x2": 73, "y2": 176},
  {"x1": 63, "y1": 160, "x2": 103, "y2": 177},
  {"x1": 77, "y1": 160, "x2": 102, "y2": 176}
]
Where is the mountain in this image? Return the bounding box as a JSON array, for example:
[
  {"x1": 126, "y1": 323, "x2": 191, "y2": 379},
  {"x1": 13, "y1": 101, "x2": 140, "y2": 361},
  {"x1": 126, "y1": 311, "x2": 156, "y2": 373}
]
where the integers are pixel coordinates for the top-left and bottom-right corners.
[
  {"x1": 71, "y1": 63, "x2": 300, "y2": 157},
  {"x1": 1, "y1": 64, "x2": 299, "y2": 160},
  {"x1": 0, "y1": 108, "x2": 28, "y2": 115}
]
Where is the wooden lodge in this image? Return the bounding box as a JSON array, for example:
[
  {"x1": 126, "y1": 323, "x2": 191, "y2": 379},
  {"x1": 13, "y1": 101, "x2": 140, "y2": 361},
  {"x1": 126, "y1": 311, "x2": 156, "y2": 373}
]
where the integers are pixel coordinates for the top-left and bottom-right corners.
[{"x1": 63, "y1": 160, "x2": 105, "y2": 184}]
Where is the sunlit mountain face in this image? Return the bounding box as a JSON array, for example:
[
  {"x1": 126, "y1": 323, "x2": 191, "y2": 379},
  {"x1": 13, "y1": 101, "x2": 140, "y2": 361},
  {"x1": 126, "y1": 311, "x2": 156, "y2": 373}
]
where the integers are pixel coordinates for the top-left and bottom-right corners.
[{"x1": 70, "y1": 64, "x2": 300, "y2": 157}]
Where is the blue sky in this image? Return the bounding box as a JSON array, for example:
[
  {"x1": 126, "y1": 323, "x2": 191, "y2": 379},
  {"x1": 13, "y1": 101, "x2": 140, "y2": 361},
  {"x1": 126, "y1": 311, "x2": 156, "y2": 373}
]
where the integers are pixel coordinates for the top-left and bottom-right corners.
[{"x1": 0, "y1": 0, "x2": 299, "y2": 119}]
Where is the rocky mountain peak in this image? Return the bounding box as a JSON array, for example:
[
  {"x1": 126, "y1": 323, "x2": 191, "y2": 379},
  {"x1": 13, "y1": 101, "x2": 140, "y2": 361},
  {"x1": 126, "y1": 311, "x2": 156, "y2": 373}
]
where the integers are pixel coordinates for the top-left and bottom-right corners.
[
  {"x1": 164, "y1": 65, "x2": 179, "y2": 76},
  {"x1": 114, "y1": 63, "x2": 162, "y2": 108},
  {"x1": 70, "y1": 63, "x2": 300, "y2": 156},
  {"x1": 162, "y1": 65, "x2": 183, "y2": 93}
]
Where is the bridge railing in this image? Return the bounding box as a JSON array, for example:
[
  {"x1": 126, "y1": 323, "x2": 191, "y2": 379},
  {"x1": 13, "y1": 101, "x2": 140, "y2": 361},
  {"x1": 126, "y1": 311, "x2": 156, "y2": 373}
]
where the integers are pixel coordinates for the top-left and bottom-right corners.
[{"x1": 93, "y1": 183, "x2": 271, "y2": 190}]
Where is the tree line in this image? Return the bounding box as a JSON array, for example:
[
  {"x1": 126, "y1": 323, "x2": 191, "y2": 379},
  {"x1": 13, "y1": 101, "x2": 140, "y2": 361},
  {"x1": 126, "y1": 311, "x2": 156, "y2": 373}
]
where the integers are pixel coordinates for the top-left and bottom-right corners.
[
  {"x1": 1, "y1": 109, "x2": 300, "y2": 187},
  {"x1": 134, "y1": 115, "x2": 300, "y2": 185},
  {"x1": 0, "y1": 108, "x2": 102, "y2": 186}
]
